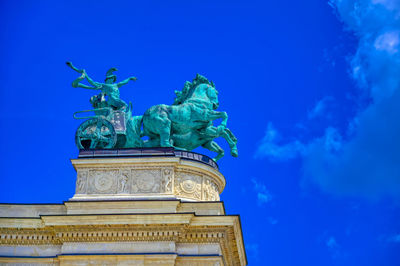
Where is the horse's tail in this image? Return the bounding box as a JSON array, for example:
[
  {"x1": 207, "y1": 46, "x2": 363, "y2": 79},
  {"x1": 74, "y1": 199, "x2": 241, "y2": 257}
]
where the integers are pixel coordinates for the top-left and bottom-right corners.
[{"x1": 125, "y1": 115, "x2": 144, "y2": 147}]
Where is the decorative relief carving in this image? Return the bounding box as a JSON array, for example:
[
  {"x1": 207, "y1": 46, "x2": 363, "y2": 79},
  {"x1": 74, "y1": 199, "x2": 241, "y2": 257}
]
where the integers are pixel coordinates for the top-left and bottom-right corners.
[
  {"x1": 77, "y1": 167, "x2": 179, "y2": 196},
  {"x1": 175, "y1": 172, "x2": 202, "y2": 200},
  {"x1": 73, "y1": 161, "x2": 224, "y2": 201},
  {"x1": 173, "y1": 168, "x2": 224, "y2": 195},
  {"x1": 0, "y1": 226, "x2": 225, "y2": 246},
  {"x1": 203, "y1": 178, "x2": 219, "y2": 201},
  {"x1": 76, "y1": 170, "x2": 88, "y2": 194},
  {"x1": 161, "y1": 168, "x2": 173, "y2": 193},
  {"x1": 88, "y1": 169, "x2": 118, "y2": 194},
  {"x1": 118, "y1": 170, "x2": 130, "y2": 194},
  {"x1": 132, "y1": 169, "x2": 161, "y2": 193}
]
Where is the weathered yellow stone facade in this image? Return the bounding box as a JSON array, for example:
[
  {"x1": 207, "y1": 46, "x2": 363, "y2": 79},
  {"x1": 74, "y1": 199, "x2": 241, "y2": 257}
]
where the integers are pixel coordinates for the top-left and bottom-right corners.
[
  {"x1": 0, "y1": 155, "x2": 247, "y2": 265},
  {"x1": 71, "y1": 157, "x2": 224, "y2": 202}
]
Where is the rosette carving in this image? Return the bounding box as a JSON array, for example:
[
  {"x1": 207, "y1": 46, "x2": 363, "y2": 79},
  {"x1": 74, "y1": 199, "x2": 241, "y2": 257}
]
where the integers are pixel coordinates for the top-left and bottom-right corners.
[
  {"x1": 175, "y1": 172, "x2": 202, "y2": 200},
  {"x1": 132, "y1": 169, "x2": 161, "y2": 193},
  {"x1": 88, "y1": 170, "x2": 118, "y2": 194}
]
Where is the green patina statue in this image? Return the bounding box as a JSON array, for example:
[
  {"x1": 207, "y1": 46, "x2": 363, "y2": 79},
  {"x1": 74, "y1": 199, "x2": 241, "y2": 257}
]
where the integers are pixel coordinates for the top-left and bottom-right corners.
[{"x1": 67, "y1": 62, "x2": 238, "y2": 161}]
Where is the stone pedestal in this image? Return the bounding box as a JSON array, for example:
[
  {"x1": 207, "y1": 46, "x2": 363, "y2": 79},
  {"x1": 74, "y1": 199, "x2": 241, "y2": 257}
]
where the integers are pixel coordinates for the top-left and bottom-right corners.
[
  {"x1": 0, "y1": 149, "x2": 247, "y2": 266},
  {"x1": 71, "y1": 151, "x2": 224, "y2": 202}
]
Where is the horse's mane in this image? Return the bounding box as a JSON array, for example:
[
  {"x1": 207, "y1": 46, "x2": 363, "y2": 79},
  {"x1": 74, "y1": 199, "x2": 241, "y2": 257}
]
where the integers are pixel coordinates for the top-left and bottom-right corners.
[{"x1": 173, "y1": 74, "x2": 215, "y2": 105}]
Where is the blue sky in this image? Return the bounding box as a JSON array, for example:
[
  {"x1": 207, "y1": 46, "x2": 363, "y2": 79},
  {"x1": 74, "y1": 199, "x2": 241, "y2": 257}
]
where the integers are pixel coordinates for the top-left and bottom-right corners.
[{"x1": 1, "y1": 0, "x2": 399, "y2": 265}]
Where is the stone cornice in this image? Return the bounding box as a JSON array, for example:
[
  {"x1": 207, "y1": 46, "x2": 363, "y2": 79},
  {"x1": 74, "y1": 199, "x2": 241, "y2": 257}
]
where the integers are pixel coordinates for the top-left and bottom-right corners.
[
  {"x1": 41, "y1": 213, "x2": 194, "y2": 226},
  {"x1": 0, "y1": 218, "x2": 44, "y2": 228},
  {"x1": 0, "y1": 213, "x2": 246, "y2": 265},
  {"x1": 0, "y1": 201, "x2": 226, "y2": 217}
]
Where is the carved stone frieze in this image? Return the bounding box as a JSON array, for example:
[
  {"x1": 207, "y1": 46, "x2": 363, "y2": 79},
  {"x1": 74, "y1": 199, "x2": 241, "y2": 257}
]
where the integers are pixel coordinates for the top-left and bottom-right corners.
[
  {"x1": 71, "y1": 157, "x2": 225, "y2": 202},
  {"x1": 161, "y1": 168, "x2": 174, "y2": 193},
  {"x1": 0, "y1": 228, "x2": 59, "y2": 245},
  {"x1": 132, "y1": 169, "x2": 162, "y2": 193},
  {"x1": 0, "y1": 226, "x2": 224, "y2": 246},
  {"x1": 175, "y1": 172, "x2": 202, "y2": 200},
  {"x1": 88, "y1": 169, "x2": 119, "y2": 194},
  {"x1": 203, "y1": 178, "x2": 220, "y2": 201},
  {"x1": 75, "y1": 167, "x2": 222, "y2": 201},
  {"x1": 117, "y1": 169, "x2": 130, "y2": 194},
  {"x1": 76, "y1": 170, "x2": 88, "y2": 194}
]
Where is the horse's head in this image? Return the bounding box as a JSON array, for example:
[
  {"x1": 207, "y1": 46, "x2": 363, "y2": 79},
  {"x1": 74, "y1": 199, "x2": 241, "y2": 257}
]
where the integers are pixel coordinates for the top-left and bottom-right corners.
[
  {"x1": 205, "y1": 85, "x2": 219, "y2": 110},
  {"x1": 189, "y1": 83, "x2": 220, "y2": 110},
  {"x1": 173, "y1": 74, "x2": 220, "y2": 110}
]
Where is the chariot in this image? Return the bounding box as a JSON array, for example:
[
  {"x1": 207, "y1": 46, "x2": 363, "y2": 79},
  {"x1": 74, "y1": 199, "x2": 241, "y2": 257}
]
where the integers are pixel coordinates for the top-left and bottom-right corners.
[{"x1": 74, "y1": 102, "x2": 133, "y2": 149}]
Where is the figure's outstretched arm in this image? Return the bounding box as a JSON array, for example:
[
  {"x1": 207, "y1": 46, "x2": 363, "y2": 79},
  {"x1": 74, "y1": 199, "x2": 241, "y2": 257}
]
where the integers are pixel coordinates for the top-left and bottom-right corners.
[
  {"x1": 66, "y1": 61, "x2": 83, "y2": 73},
  {"x1": 83, "y1": 70, "x2": 101, "y2": 88},
  {"x1": 71, "y1": 73, "x2": 99, "y2": 90},
  {"x1": 117, "y1": 77, "x2": 137, "y2": 88},
  {"x1": 76, "y1": 83, "x2": 99, "y2": 90}
]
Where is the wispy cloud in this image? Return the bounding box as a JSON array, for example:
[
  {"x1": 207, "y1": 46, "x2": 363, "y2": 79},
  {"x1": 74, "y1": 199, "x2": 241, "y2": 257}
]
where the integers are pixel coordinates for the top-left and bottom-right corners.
[
  {"x1": 246, "y1": 243, "x2": 259, "y2": 262},
  {"x1": 254, "y1": 123, "x2": 306, "y2": 160},
  {"x1": 326, "y1": 236, "x2": 340, "y2": 249},
  {"x1": 255, "y1": 0, "x2": 400, "y2": 201},
  {"x1": 308, "y1": 96, "x2": 335, "y2": 119},
  {"x1": 251, "y1": 178, "x2": 273, "y2": 206},
  {"x1": 387, "y1": 234, "x2": 400, "y2": 243},
  {"x1": 267, "y1": 217, "x2": 279, "y2": 225},
  {"x1": 305, "y1": 0, "x2": 400, "y2": 200},
  {"x1": 374, "y1": 31, "x2": 400, "y2": 54},
  {"x1": 255, "y1": 126, "x2": 342, "y2": 160},
  {"x1": 326, "y1": 236, "x2": 345, "y2": 259}
]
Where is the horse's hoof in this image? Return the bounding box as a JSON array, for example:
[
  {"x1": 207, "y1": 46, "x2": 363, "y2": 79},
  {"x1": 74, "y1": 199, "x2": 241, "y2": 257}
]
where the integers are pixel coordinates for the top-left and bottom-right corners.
[
  {"x1": 161, "y1": 145, "x2": 173, "y2": 148},
  {"x1": 212, "y1": 158, "x2": 220, "y2": 162},
  {"x1": 231, "y1": 148, "x2": 238, "y2": 157},
  {"x1": 161, "y1": 142, "x2": 174, "y2": 148}
]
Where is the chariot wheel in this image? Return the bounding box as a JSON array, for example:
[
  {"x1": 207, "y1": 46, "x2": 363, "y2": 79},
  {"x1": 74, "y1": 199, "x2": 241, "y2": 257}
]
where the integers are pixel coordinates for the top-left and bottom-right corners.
[{"x1": 75, "y1": 117, "x2": 117, "y2": 149}]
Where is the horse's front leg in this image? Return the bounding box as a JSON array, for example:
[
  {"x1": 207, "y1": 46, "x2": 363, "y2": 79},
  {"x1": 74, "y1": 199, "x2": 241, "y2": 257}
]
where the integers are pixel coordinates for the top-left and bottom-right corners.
[
  {"x1": 220, "y1": 128, "x2": 238, "y2": 157},
  {"x1": 159, "y1": 118, "x2": 172, "y2": 147},
  {"x1": 206, "y1": 110, "x2": 228, "y2": 128},
  {"x1": 202, "y1": 141, "x2": 225, "y2": 162},
  {"x1": 152, "y1": 113, "x2": 172, "y2": 147},
  {"x1": 203, "y1": 126, "x2": 238, "y2": 158}
]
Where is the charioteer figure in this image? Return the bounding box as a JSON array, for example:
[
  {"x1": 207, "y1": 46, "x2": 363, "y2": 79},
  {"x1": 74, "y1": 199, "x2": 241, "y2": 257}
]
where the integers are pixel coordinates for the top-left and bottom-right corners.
[{"x1": 66, "y1": 62, "x2": 137, "y2": 110}]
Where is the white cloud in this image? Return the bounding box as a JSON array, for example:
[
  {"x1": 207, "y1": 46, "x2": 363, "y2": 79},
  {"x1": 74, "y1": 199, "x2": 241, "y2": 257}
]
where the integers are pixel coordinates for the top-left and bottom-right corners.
[
  {"x1": 387, "y1": 234, "x2": 400, "y2": 243},
  {"x1": 326, "y1": 236, "x2": 340, "y2": 249},
  {"x1": 245, "y1": 243, "x2": 259, "y2": 262},
  {"x1": 255, "y1": 0, "x2": 400, "y2": 201},
  {"x1": 308, "y1": 96, "x2": 334, "y2": 119},
  {"x1": 325, "y1": 236, "x2": 346, "y2": 259},
  {"x1": 267, "y1": 217, "x2": 278, "y2": 225},
  {"x1": 251, "y1": 178, "x2": 273, "y2": 206},
  {"x1": 374, "y1": 31, "x2": 400, "y2": 54},
  {"x1": 254, "y1": 123, "x2": 306, "y2": 160},
  {"x1": 255, "y1": 126, "x2": 341, "y2": 160},
  {"x1": 372, "y1": 0, "x2": 400, "y2": 11}
]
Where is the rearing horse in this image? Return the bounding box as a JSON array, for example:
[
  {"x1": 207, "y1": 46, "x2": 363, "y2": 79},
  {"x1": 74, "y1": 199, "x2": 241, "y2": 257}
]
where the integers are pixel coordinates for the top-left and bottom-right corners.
[{"x1": 141, "y1": 74, "x2": 238, "y2": 160}]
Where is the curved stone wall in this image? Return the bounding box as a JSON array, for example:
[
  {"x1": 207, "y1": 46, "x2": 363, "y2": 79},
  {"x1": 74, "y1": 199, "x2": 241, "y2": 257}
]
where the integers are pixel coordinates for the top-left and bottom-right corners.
[{"x1": 70, "y1": 155, "x2": 225, "y2": 202}]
